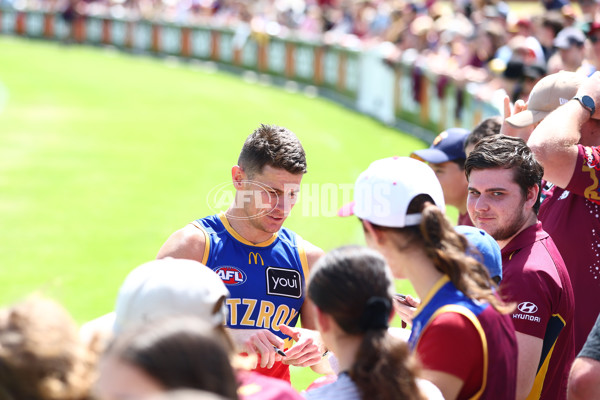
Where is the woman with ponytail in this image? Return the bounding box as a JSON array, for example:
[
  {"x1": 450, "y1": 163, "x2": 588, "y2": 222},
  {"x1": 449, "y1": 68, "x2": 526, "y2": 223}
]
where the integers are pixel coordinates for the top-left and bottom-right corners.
[
  {"x1": 304, "y1": 246, "x2": 443, "y2": 400},
  {"x1": 338, "y1": 157, "x2": 518, "y2": 400}
]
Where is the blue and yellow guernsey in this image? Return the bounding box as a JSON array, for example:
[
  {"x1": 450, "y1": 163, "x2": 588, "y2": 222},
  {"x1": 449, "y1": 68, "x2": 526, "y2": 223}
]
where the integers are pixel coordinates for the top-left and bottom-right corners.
[
  {"x1": 408, "y1": 276, "x2": 518, "y2": 399},
  {"x1": 192, "y1": 212, "x2": 309, "y2": 381}
]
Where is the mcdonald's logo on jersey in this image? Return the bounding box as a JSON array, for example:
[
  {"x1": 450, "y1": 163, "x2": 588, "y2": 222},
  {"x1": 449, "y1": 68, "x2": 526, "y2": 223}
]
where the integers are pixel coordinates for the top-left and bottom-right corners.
[{"x1": 248, "y1": 252, "x2": 264, "y2": 265}]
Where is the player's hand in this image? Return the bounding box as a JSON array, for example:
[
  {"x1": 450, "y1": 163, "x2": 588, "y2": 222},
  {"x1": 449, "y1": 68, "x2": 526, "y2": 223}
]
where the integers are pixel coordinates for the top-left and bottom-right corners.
[
  {"x1": 227, "y1": 328, "x2": 284, "y2": 369},
  {"x1": 501, "y1": 95, "x2": 535, "y2": 141},
  {"x1": 278, "y1": 324, "x2": 324, "y2": 367},
  {"x1": 393, "y1": 294, "x2": 420, "y2": 325}
]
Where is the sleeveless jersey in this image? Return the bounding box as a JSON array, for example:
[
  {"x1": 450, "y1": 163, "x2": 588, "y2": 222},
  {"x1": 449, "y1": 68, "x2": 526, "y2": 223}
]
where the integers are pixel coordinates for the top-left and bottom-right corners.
[
  {"x1": 193, "y1": 213, "x2": 309, "y2": 381},
  {"x1": 409, "y1": 276, "x2": 518, "y2": 399}
]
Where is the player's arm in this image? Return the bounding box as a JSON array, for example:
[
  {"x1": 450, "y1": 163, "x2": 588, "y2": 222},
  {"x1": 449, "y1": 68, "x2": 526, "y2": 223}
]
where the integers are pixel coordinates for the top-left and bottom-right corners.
[
  {"x1": 526, "y1": 72, "x2": 600, "y2": 188},
  {"x1": 526, "y1": 101, "x2": 582, "y2": 188},
  {"x1": 156, "y1": 224, "x2": 206, "y2": 262},
  {"x1": 280, "y1": 240, "x2": 330, "y2": 371},
  {"x1": 568, "y1": 357, "x2": 600, "y2": 400},
  {"x1": 514, "y1": 332, "x2": 544, "y2": 400}
]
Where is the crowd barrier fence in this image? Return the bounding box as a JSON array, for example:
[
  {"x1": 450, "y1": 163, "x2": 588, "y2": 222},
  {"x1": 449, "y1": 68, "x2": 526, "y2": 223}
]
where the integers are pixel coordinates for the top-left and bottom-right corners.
[{"x1": 0, "y1": 7, "x2": 501, "y2": 141}]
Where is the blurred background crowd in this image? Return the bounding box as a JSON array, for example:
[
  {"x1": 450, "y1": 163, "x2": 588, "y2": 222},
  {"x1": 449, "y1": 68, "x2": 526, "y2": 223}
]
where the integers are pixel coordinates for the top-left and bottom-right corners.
[
  {"x1": 14, "y1": 0, "x2": 600, "y2": 110},
  {"x1": 0, "y1": 0, "x2": 600, "y2": 109},
  {"x1": 4, "y1": 0, "x2": 600, "y2": 120}
]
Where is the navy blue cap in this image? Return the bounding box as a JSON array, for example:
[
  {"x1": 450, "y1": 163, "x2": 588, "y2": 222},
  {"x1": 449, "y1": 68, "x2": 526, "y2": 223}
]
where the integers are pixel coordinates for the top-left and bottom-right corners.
[
  {"x1": 455, "y1": 225, "x2": 503, "y2": 282},
  {"x1": 412, "y1": 128, "x2": 470, "y2": 164}
]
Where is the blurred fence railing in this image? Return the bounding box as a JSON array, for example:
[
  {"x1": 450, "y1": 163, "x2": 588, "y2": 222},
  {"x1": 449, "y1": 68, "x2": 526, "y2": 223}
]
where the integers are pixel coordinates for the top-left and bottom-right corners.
[{"x1": 0, "y1": 7, "x2": 500, "y2": 140}]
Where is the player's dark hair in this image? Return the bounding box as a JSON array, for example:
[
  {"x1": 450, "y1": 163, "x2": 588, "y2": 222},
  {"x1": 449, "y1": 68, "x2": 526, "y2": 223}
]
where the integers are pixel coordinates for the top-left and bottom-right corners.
[
  {"x1": 371, "y1": 195, "x2": 512, "y2": 314},
  {"x1": 103, "y1": 317, "x2": 239, "y2": 400},
  {"x1": 308, "y1": 246, "x2": 425, "y2": 400},
  {"x1": 465, "y1": 134, "x2": 544, "y2": 214},
  {"x1": 238, "y1": 124, "x2": 307, "y2": 177},
  {"x1": 464, "y1": 116, "x2": 502, "y2": 152}
]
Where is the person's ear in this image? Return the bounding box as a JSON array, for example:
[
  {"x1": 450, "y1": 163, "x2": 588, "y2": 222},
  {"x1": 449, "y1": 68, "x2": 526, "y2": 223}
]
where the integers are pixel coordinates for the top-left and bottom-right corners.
[
  {"x1": 316, "y1": 306, "x2": 331, "y2": 333},
  {"x1": 232, "y1": 165, "x2": 246, "y2": 189},
  {"x1": 362, "y1": 220, "x2": 386, "y2": 245},
  {"x1": 525, "y1": 183, "x2": 540, "y2": 210}
]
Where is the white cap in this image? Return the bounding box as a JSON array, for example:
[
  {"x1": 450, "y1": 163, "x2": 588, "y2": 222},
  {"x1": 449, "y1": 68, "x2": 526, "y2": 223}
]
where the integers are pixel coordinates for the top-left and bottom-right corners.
[
  {"x1": 338, "y1": 157, "x2": 445, "y2": 227},
  {"x1": 113, "y1": 258, "x2": 229, "y2": 334},
  {"x1": 554, "y1": 27, "x2": 586, "y2": 49}
]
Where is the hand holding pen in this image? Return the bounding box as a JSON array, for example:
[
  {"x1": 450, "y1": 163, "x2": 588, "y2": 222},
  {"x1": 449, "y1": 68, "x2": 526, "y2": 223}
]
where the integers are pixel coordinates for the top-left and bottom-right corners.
[{"x1": 273, "y1": 346, "x2": 287, "y2": 357}]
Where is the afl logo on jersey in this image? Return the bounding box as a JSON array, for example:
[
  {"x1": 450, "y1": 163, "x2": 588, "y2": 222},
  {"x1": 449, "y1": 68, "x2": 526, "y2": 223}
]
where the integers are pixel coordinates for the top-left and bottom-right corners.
[{"x1": 214, "y1": 266, "x2": 247, "y2": 286}]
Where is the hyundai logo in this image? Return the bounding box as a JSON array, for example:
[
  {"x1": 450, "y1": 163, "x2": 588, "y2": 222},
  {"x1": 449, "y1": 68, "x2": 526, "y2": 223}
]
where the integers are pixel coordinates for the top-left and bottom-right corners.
[{"x1": 517, "y1": 302, "x2": 538, "y2": 314}]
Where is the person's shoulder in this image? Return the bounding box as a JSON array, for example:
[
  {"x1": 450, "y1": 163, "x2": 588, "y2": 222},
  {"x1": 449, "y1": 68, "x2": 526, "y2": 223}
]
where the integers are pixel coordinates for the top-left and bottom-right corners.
[
  {"x1": 172, "y1": 223, "x2": 209, "y2": 246},
  {"x1": 429, "y1": 308, "x2": 477, "y2": 331},
  {"x1": 502, "y1": 238, "x2": 569, "y2": 303},
  {"x1": 526, "y1": 234, "x2": 565, "y2": 274},
  {"x1": 506, "y1": 245, "x2": 559, "y2": 284},
  {"x1": 299, "y1": 239, "x2": 324, "y2": 266},
  {"x1": 504, "y1": 228, "x2": 549, "y2": 268},
  {"x1": 156, "y1": 222, "x2": 208, "y2": 262},
  {"x1": 303, "y1": 374, "x2": 360, "y2": 400}
]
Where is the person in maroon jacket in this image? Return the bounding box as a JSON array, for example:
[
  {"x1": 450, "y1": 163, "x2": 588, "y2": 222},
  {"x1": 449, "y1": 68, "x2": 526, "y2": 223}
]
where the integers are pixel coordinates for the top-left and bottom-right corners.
[
  {"x1": 466, "y1": 135, "x2": 575, "y2": 400},
  {"x1": 503, "y1": 71, "x2": 600, "y2": 355}
]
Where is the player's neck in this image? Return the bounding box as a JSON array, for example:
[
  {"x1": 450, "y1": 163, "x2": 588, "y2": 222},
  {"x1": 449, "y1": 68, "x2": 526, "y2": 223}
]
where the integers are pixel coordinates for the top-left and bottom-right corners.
[{"x1": 224, "y1": 208, "x2": 276, "y2": 244}]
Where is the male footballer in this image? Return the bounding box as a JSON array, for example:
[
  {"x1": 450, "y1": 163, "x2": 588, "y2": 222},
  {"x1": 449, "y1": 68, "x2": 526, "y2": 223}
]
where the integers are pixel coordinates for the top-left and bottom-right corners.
[{"x1": 157, "y1": 124, "x2": 326, "y2": 382}]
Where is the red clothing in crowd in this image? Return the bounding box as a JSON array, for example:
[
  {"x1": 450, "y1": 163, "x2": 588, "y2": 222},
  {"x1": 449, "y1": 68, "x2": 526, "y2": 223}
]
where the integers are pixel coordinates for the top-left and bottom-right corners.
[
  {"x1": 410, "y1": 276, "x2": 518, "y2": 400},
  {"x1": 538, "y1": 144, "x2": 600, "y2": 353},
  {"x1": 237, "y1": 370, "x2": 302, "y2": 400}
]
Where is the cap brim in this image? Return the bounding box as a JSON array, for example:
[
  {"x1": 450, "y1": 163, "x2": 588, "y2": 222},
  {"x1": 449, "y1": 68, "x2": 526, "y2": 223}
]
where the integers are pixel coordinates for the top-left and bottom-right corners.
[
  {"x1": 337, "y1": 201, "x2": 355, "y2": 217},
  {"x1": 505, "y1": 109, "x2": 549, "y2": 128},
  {"x1": 553, "y1": 42, "x2": 570, "y2": 49},
  {"x1": 411, "y1": 149, "x2": 452, "y2": 163}
]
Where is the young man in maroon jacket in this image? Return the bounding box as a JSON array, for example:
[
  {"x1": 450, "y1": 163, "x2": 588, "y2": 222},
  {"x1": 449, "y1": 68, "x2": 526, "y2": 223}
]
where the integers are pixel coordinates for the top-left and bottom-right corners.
[{"x1": 466, "y1": 135, "x2": 575, "y2": 400}]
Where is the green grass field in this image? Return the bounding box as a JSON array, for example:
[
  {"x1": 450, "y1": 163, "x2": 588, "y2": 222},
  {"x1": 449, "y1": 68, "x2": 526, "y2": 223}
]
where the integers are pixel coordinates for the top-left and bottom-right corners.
[{"x1": 0, "y1": 36, "x2": 431, "y2": 389}]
